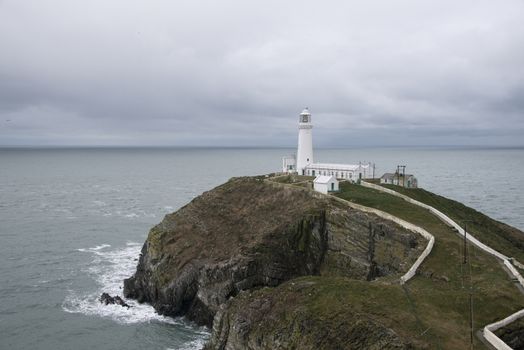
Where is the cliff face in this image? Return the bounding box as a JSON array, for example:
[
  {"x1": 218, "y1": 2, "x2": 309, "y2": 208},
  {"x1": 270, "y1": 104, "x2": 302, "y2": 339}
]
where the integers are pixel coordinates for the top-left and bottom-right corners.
[
  {"x1": 205, "y1": 277, "x2": 417, "y2": 350},
  {"x1": 495, "y1": 317, "x2": 524, "y2": 350},
  {"x1": 124, "y1": 177, "x2": 423, "y2": 333}
]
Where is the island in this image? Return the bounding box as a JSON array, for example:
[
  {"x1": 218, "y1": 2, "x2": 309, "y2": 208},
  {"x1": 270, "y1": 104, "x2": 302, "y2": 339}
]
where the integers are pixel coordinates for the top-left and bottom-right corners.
[{"x1": 121, "y1": 174, "x2": 524, "y2": 349}]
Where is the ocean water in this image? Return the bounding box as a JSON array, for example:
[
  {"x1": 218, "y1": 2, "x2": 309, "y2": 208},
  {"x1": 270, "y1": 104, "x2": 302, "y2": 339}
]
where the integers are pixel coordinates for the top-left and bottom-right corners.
[{"x1": 0, "y1": 147, "x2": 523, "y2": 350}]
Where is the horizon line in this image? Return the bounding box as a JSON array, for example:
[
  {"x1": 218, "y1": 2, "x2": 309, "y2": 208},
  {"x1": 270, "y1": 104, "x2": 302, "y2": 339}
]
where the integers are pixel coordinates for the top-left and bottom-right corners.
[{"x1": 1, "y1": 144, "x2": 524, "y2": 150}]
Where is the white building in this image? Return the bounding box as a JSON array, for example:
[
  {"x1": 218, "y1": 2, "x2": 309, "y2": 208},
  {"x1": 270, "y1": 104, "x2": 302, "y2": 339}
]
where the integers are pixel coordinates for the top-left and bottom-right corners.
[
  {"x1": 305, "y1": 162, "x2": 373, "y2": 181},
  {"x1": 281, "y1": 108, "x2": 375, "y2": 181},
  {"x1": 313, "y1": 175, "x2": 339, "y2": 194},
  {"x1": 282, "y1": 155, "x2": 296, "y2": 173},
  {"x1": 380, "y1": 173, "x2": 418, "y2": 188}
]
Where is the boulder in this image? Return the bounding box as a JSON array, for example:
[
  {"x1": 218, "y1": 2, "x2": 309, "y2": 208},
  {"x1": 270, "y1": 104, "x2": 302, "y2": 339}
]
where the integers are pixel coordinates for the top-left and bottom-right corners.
[{"x1": 100, "y1": 293, "x2": 130, "y2": 308}]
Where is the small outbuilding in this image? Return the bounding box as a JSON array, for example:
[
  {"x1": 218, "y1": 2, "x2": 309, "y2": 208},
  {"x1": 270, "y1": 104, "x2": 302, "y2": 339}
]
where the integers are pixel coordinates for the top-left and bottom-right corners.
[
  {"x1": 380, "y1": 173, "x2": 396, "y2": 185},
  {"x1": 380, "y1": 173, "x2": 418, "y2": 188},
  {"x1": 313, "y1": 175, "x2": 339, "y2": 194}
]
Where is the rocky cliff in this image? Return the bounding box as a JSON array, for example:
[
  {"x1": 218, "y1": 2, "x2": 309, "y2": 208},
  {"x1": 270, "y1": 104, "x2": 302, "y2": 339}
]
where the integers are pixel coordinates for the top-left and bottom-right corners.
[
  {"x1": 495, "y1": 317, "x2": 524, "y2": 350},
  {"x1": 124, "y1": 176, "x2": 425, "y2": 347},
  {"x1": 204, "y1": 277, "x2": 418, "y2": 350}
]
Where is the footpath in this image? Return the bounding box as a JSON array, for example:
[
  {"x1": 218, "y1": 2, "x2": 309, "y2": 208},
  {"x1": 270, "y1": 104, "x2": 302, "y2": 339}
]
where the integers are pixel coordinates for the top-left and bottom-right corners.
[{"x1": 361, "y1": 181, "x2": 524, "y2": 350}]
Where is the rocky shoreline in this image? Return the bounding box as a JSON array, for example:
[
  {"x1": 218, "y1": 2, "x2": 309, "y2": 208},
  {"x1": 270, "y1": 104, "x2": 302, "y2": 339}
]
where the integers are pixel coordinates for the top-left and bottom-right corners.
[{"x1": 122, "y1": 177, "x2": 424, "y2": 348}]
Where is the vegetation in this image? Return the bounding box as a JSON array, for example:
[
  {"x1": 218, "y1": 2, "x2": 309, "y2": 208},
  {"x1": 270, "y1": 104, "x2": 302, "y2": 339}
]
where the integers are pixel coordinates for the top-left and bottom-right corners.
[
  {"x1": 270, "y1": 174, "x2": 314, "y2": 184},
  {"x1": 137, "y1": 176, "x2": 524, "y2": 349},
  {"x1": 333, "y1": 182, "x2": 524, "y2": 349},
  {"x1": 218, "y1": 276, "x2": 427, "y2": 349},
  {"x1": 380, "y1": 184, "x2": 524, "y2": 262}
]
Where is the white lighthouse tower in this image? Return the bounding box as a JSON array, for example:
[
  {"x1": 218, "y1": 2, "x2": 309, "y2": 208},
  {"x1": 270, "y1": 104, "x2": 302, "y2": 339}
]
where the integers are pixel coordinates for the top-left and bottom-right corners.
[{"x1": 296, "y1": 108, "x2": 314, "y2": 175}]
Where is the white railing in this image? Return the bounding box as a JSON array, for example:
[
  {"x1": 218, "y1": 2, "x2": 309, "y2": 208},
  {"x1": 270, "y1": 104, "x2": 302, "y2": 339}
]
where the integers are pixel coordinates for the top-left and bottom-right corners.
[
  {"x1": 266, "y1": 178, "x2": 435, "y2": 284},
  {"x1": 330, "y1": 196, "x2": 434, "y2": 284},
  {"x1": 483, "y1": 309, "x2": 524, "y2": 350},
  {"x1": 361, "y1": 181, "x2": 524, "y2": 350}
]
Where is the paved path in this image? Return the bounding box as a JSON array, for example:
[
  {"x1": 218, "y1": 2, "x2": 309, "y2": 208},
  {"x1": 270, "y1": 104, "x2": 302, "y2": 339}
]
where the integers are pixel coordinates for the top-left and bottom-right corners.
[{"x1": 362, "y1": 181, "x2": 524, "y2": 350}]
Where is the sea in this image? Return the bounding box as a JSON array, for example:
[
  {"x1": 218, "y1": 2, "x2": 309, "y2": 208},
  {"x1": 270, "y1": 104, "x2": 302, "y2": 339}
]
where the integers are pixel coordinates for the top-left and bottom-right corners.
[{"x1": 1, "y1": 147, "x2": 523, "y2": 350}]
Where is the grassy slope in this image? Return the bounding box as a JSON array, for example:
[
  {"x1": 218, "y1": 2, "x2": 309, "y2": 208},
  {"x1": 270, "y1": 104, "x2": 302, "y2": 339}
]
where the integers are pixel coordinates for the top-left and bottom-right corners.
[
  {"x1": 380, "y1": 184, "x2": 524, "y2": 262},
  {"x1": 332, "y1": 182, "x2": 524, "y2": 349},
  {"x1": 228, "y1": 276, "x2": 428, "y2": 349}
]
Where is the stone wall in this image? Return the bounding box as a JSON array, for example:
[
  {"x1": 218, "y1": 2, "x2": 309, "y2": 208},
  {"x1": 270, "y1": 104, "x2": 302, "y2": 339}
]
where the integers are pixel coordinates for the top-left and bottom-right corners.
[{"x1": 361, "y1": 181, "x2": 524, "y2": 350}]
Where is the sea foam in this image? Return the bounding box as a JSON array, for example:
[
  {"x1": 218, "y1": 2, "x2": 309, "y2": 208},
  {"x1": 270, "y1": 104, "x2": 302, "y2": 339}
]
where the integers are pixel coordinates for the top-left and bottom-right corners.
[{"x1": 63, "y1": 241, "x2": 208, "y2": 338}]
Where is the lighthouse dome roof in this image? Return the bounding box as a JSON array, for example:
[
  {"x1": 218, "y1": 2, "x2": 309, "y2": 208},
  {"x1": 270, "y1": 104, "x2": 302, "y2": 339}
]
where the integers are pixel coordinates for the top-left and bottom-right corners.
[{"x1": 300, "y1": 108, "x2": 310, "y2": 115}]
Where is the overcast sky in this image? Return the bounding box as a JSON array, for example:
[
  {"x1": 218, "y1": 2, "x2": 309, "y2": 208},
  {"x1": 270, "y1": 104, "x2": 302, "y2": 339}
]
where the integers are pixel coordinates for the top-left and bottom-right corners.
[{"x1": 1, "y1": 1, "x2": 523, "y2": 147}]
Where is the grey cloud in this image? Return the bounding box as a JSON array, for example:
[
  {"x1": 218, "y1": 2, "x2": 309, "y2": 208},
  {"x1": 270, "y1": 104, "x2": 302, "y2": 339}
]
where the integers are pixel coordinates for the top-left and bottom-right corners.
[{"x1": 1, "y1": 0, "x2": 523, "y2": 146}]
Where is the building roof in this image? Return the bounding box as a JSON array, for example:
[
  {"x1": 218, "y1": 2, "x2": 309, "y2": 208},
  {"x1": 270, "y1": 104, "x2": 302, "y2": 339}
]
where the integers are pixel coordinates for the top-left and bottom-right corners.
[
  {"x1": 300, "y1": 108, "x2": 310, "y2": 115},
  {"x1": 307, "y1": 162, "x2": 370, "y2": 171},
  {"x1": 381, "y1": 173, "x2": 415, "y2": 179},
  {"x1": 381, "y1": 173, "x2": 395, "y2": 180},
  {"x1": 314, "y1": 175, "x2": 336, "y2": 184}
]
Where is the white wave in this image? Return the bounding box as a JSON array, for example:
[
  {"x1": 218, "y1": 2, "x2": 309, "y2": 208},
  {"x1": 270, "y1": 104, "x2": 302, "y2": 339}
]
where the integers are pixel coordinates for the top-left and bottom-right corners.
[
  {"x1": 64, "y1": 242, "x2": 173, "y2": 325},
  {"x1": 141, "y1": 210, "x2": 157, "y2": 218},
  {"x1": 77, "y1": 244, "x2": 111, "y2": 252},
  {"x1": 170, "y1": 336, "x2": 210, "y2": 350},
  {"x1": 63, "y1": 292, "x2": 182, "y2": 325},
  {"x1": 64, "y1": 241, "x2": 211, "y2": 349},
  {"x1": 124, "y1": 213, "x2": 139, "y2": 218},
  {"x1": 92, "y1": 244, "x2": 111, "y2": 250}
]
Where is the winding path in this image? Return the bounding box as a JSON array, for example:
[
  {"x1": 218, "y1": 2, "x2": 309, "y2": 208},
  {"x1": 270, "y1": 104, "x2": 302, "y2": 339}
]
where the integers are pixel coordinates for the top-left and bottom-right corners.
[
  {"x1": 329, "y1": 195, "x2": 434, "y2": 284},
  {"x1": 361, "y1": 181, "x2": 524, "y2": 350}
]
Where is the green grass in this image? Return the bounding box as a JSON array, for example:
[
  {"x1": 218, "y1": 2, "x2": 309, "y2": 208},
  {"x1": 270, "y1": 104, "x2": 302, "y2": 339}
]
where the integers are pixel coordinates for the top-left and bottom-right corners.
[
  {"x1": 380, "y1": 184, "x2": 524, "y2": 262},
  {"x1": 365, "y1": 178, "x2": 381, "y2": 184},
  {"x1": 270, "y1": 174, "x2": 314, "y2": 184},
  {"x1": 333, "y1": 182, "x2": 524, "y2": 349},
  {"x1": 231, "y1": 276, "x2": 428, "y2": 348}
]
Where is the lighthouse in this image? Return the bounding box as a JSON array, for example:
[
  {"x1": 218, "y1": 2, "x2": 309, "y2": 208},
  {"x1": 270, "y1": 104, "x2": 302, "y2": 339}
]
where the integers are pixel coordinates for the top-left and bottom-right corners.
[
  {"x1": 296, "y1": 108, "x2": 314, "y2": 174},
  {"x1": 281, "y1": 108, "x2": 374, "y2": 181}
]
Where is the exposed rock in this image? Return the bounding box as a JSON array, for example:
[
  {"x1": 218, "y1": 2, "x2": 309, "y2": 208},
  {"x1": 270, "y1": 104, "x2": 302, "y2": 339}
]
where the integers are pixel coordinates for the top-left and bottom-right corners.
[
  {"x1": 204, "y1": 277, "x2": 421, "y2": 350},
  {"x1": 124, "y1": 177, "x2": 424, "y2": 329},
  {"x1": 439, "y1": 275, "x2": 450, "y2": 283},
  {"x1": 495, "y1": 317, "x2": 524, "y2": 350},
  {"x1": 99, "y1": 293, "x2": 130, "y2": 308}
]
